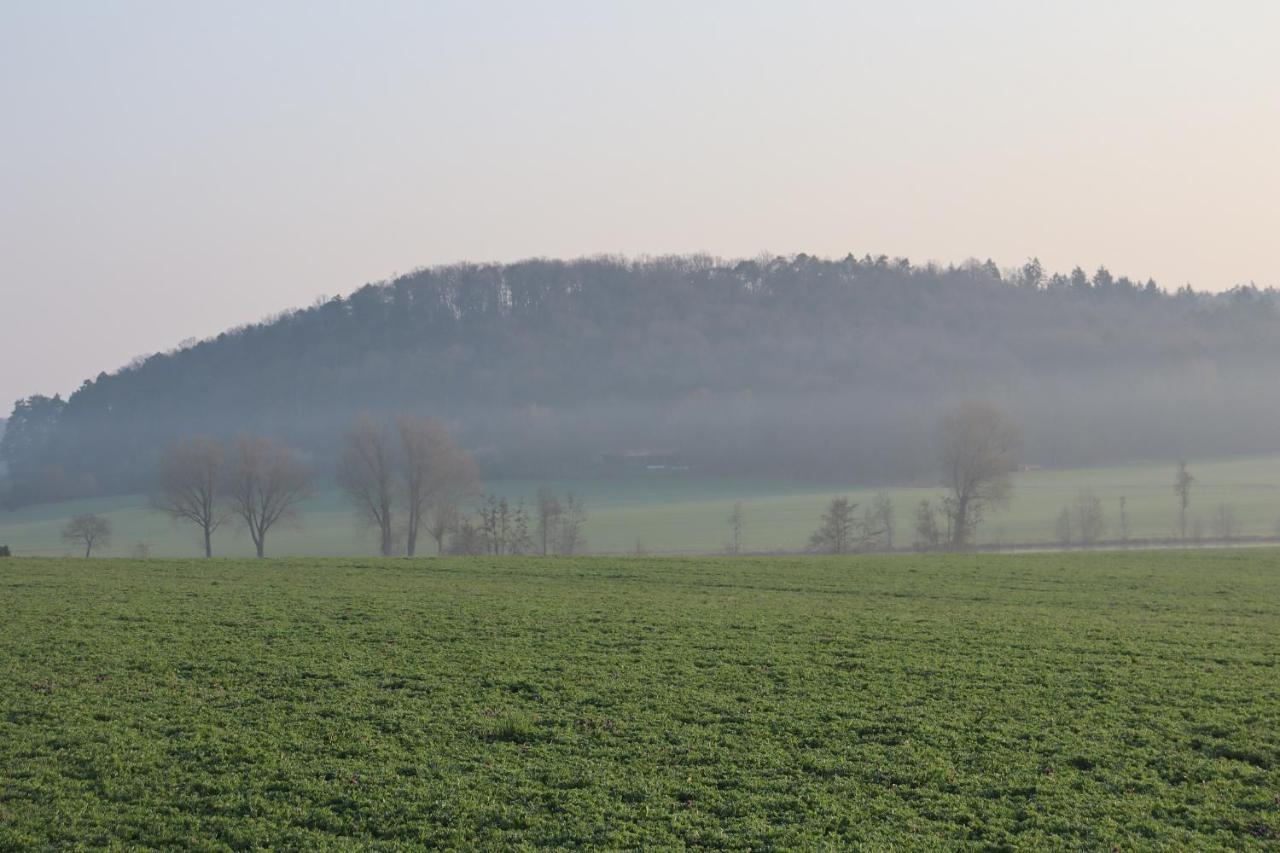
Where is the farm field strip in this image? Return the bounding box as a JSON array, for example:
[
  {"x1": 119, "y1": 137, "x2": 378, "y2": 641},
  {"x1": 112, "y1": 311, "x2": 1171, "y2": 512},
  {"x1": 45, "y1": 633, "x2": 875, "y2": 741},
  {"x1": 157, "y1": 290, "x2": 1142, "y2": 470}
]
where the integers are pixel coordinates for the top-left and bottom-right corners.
[{"x1": 1, "y1": 550, "x2": 1278, "y2": 847}]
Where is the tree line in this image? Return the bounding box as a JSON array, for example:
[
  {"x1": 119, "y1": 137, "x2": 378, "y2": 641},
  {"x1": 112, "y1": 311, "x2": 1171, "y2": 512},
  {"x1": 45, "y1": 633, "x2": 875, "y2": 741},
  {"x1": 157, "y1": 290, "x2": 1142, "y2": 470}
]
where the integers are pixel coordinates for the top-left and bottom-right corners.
[
  {"x1": 27, "y1": 402, "x2": 1273, "y2": 558},
  {"x1": 1049, "y1": 463, "x2": 1245, "y2": 548},
  {"x1": 5, "y1": 253, "x2": 1280, "y2": 509},
  {"x1": 772, "y1": 412, "x2": 1259, "y2": 554},
  {"x1": 138, "y1": 414, "x2": 592, "y2": 559},
  {"x1": 803, "y1": 401, "x2": 1020, "y2": 553},
  {"x1": 60, "y1": 401, "x2": 1021, "y2": 559}
]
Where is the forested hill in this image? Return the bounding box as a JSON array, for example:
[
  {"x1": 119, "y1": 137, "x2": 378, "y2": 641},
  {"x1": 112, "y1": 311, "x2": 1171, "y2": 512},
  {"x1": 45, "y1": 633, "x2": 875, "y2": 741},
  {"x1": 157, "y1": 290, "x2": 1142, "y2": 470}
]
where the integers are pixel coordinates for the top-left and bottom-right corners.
[{"x1": 4, "y1": 254, "x2": 1280, "y2": 506}]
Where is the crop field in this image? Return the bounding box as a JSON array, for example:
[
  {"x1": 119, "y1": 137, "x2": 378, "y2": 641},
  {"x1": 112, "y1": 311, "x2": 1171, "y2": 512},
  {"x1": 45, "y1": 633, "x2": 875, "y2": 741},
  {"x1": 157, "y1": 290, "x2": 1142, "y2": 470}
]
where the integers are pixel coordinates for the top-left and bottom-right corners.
[
  {"x1": 2, "y1": 551, "x2": 1278, "y2": 848},
  {"x1": 5, "y1": 454, "x2": 1280, "y2": 557}
]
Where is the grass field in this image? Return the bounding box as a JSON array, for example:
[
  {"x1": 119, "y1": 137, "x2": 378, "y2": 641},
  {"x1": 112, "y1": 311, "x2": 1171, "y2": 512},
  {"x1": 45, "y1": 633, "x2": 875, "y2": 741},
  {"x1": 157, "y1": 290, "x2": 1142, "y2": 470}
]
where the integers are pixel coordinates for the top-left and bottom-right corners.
[
  {"x1": 2, "y1": 551, "x2": 1278, "y2": 847},
  {"x1": 4, "y1": 454, "x2": 1280, "y2": 557}
]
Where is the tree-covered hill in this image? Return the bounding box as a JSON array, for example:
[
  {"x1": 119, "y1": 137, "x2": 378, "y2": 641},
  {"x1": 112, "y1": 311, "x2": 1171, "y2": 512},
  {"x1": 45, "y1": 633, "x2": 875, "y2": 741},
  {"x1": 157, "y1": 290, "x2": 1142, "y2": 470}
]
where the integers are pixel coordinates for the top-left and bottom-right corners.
[{"x1": 4, "y1": 254, "x2": 1279, "y2": 506}]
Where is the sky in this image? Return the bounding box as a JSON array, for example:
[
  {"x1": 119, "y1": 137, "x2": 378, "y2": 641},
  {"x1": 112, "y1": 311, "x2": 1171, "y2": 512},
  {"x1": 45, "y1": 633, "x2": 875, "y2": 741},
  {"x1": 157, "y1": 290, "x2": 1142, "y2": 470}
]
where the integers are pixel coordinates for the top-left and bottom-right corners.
[{"x1": 1, "y1": 0, "x2": 1278, "y2": 407}]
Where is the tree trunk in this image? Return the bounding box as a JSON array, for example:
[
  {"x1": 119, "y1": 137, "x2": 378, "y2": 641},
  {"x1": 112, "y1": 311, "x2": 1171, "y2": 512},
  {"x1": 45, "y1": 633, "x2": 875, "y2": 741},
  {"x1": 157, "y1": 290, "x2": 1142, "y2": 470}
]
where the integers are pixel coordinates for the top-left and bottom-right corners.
[
  {"x1": 204, "y1": 527, "x2": 212, "y2": 559},
  {"x1": 953, "y1": 497, "x2": 969, "y2": 549}
]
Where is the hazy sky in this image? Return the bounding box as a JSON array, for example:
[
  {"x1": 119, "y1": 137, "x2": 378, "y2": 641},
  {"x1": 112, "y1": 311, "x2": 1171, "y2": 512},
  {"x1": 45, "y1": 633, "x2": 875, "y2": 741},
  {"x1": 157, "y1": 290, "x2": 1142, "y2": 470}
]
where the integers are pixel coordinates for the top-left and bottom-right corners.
[{"x1": 2, "y1": 1, "x2": 1277, "y2": 407}]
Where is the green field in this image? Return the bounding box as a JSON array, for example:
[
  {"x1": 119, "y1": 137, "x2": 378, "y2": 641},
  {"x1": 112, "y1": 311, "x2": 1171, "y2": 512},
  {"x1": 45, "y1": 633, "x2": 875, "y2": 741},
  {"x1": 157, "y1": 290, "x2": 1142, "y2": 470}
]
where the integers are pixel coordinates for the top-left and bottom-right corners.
[
  {"x1": 4, "y1": 455, "x2": 1280, "y2": 557},
  {"x1": 2, "y1": 551, "x2": 1278, "y2": 847}
]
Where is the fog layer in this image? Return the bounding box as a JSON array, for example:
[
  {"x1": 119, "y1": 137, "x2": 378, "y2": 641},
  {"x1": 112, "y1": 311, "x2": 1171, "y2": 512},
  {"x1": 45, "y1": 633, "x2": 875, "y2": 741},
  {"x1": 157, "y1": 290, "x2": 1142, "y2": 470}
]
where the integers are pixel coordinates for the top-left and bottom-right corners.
[{"x1": 3, "y1": 254, "x2": 1278, "y2": 506}]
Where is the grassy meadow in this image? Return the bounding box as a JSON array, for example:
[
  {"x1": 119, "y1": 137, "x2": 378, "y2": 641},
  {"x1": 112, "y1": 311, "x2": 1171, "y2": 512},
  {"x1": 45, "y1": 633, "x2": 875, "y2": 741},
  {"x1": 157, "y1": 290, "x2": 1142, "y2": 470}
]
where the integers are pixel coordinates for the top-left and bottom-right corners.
[
  {"x1": 2, "y1": 551, "x2": 1278, "y2": 847},
  {"x1": 4, "y1": 455, "x2": 1280, "y2": 557}
]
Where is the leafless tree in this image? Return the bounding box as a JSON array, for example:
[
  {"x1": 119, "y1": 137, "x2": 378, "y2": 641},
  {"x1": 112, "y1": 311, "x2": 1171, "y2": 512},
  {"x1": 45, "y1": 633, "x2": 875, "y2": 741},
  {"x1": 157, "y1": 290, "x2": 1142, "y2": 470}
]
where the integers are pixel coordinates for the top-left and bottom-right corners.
[
  {"x1": 1055, "y1": 507, "x2": 1074, "y2": 546},
  {"x1": 531, "y1": 486, "x2": 587, "y2": 555},
  {"x1": 913, "y1": 499, "x2": 942, "y2": 551},
  {"x1": 555, "y1": 492, "x2": 587, "y2": 555},
  {"x1": 809, "y1": 497, "x2": 870, "y2": 554},
  {"x1": 1211, "y1": 503, "x2": 1237, "y2": 542},
  {"x1": 398, "y1": 415, "x2": 479, "y2": 557},
  {"x1": 1075, "y1": 490, "x2": 1105, "y2": 545},
  {"x1": 939, "y1": 401, "x2": 1021, "y2": 549},
  {"x1": 511, "y1": 499, "x2": 534, "y2": 555},
  {"x1": 339, "y1": 415, "x2": 397, "y2": 556},
  {"x1": 535, "y1": 484, "x2": 562, "y2": 556},
  {"x1": 1174, "y1": 461, "x2": 1194, "y2": 541},
  {"x1": 478, "y1": 494, "x2": 513, "y2": 555},
  {"x1": 727, "y1": 501, "x2": 744, "y2": 555},
  {"x1": 225, "y1": 434, "x2": 312, "y2": 558},
  {"x1": 151, "y1": 436, "x2": 226, "y2": 558},
  {"x1": 447, "y1": 515, "x2": 485, "y2": 556},
  {"x1": 62, "y1": 513, "x2": 111, "y2": 558},
  {"x1": 425, "y1": 502, "x2": 460, "y2": 555},
  {"x1": 1118, "y1": 496, "x2": 1130, "y2": 544},
  {"x1": 472, "y1": 495, "x2": 533, "y2": 555},
  {"x1": 872, "y1": 492, "x2": 895, "y2": 550}
]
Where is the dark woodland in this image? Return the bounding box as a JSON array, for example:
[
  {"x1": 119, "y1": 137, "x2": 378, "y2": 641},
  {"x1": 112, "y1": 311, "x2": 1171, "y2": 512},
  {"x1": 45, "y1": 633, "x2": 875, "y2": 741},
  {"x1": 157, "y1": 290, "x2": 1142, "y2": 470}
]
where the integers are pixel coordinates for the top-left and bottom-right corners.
[{"x1": 3, "y1": 254, "x2": 1277, "y2": 506}]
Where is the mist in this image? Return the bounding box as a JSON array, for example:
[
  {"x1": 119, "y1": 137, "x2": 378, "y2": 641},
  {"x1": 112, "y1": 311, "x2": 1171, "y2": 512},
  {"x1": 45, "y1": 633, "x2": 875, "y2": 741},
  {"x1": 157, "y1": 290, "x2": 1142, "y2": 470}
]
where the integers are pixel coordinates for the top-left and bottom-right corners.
[{"x1": 4, "y1": 253, "x2": 1279, "y2": 507}]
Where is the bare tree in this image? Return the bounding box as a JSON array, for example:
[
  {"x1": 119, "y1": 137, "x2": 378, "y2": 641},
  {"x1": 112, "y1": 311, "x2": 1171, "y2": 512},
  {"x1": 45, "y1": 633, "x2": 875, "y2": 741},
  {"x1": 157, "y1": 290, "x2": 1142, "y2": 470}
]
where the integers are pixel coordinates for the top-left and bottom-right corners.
[
  {"x1": 339, "y1": 415, "x2": 397, "y2": 557},
  {"x1": 511, "y1": 499, "x2": 534, "y2": 555},
  {"x1": 225, "y1": 434, "x2": 312, "y2": 558},
  {"x1": 872, "y1": 492, "x2": 895, "y2": 550},
  {"x1": 478, "y1": 495, "x2": 513, "y2": 555},
  {"x1": 426, "y1": 501, "x2": 460, "y2": 555},
  {"x1": 1055, "y1": 507, "x2": 1074, "y2": 546},
  {"x1": 1211, "y1": 503, "x2": 1237, "y2": 542},
  {"x1": 447, "y1": 515, "x2": 485, "y2": 556},
  {"x1": 1174, "y1": 461, "x2": 1194, "y2": 541},
  {"x1": 62, "y1": 513, "x2": 111, "y2": 558},
  {"x1": 151, "y1": 436, "x2": 226, "y2": 558},
  {"x1": 399, "y1": 415, "x2": 479, "y2": 557},
  {"x1": 535, "y1": 484, "x2": 562, "y2": 556},
  {"x1": 1118, "y1": 496, "x2": 1130, "y2": 544},
  {"x1": 531, "y1": 487, "x2": 588, "y2": 556},
  {"x1": 939, "y1": 401, "x2": 1021, "y2": 549},
  {"x1": 1075, "y1": 490, "x2": 1105, "y2": 545},
  {"x1": 473, "y1": 495, "x2": 533, "y2": 555},
  {"x1": 399, "y1": 414, "x2": 433, "y2": 556},
  {"x1": 809, "y1": 497, "x2": 868, "y2": 554},
  {"x1": 727, "y1": 501, "x2": 744, "y2": 555},
  {"x1": 555, "y1": 492, "x2": 587, "y2": 555},
  {"x1": 913, "y1": 499, "x2": 942, "y2": 551}
]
